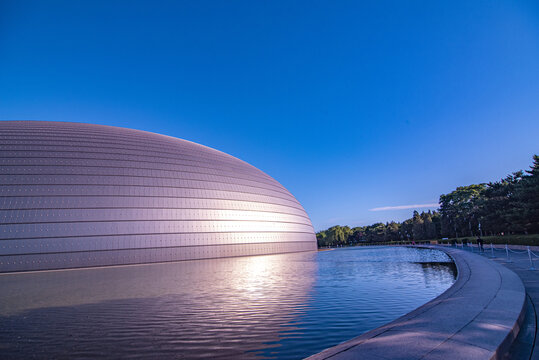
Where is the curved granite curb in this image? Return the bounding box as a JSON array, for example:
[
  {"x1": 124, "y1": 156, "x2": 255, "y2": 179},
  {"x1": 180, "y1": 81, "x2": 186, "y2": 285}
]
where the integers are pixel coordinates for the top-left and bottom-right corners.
[{"x1": 306, "y1": 246, "x2": 526, "y2": 360}]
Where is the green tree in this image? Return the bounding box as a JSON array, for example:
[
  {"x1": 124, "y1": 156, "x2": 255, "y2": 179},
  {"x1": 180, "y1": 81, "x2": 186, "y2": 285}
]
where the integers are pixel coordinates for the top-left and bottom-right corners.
[
  {"x1": 439, "y1": 184, "x2": 486, "y2": 237},
  {"x1": 350, "y1": 226, "x2": 366, "y2": 243},
  {"x1": 422, "y1": 211, "x2": 437, "y2": 239},
  {"x1": 316, "y1": 231, "x2": 328, "y2": 247},
  {"x1": 476, "y1": 171, "x2": 523, "y2": 235},
  {"x1": 412, "y1": 211, "x2": 425, "y2": 240},
  {"x1": 431, "y1": 211, "x2": 442, "y2": 238},
  {"x1": 365, "y1": 223, "x2": 386, "y2": 242},
  {"x1": 510, "y1": 155, "x2": 539, "y2": 233},
  {"x1": 385, "y1": 221, "x2": 400, "y2": 241},
  {"x1": 401, "y1": 218, "x2": 413, "y2": 241}
]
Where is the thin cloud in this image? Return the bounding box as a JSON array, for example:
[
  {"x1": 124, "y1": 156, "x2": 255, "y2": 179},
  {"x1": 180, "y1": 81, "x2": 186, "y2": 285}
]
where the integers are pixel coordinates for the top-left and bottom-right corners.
[{"x1": 369, "y1": 203, "x2": 439, "y2": 212}]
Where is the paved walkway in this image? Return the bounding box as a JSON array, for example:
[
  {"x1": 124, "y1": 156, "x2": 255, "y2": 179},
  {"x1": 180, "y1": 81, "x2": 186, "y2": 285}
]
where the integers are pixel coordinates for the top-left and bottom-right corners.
[
  {"x1": 307, "y1": 246, "x2": 527, "y2": 360},
  {"x1": 463, "y1": 244, "x2": 539, "y2": 360}
]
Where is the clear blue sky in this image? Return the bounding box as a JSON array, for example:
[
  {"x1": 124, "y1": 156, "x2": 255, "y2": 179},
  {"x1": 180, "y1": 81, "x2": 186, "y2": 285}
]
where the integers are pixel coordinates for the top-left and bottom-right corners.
[{"x1": 1, "y1": 1, "x2": 538, "y2": 230}]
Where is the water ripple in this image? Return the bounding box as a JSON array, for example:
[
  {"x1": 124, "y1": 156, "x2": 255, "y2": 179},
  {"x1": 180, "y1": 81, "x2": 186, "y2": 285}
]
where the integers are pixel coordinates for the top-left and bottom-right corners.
[{"x1": 0, "y1": 246, "x2": 455, "y2": 359}]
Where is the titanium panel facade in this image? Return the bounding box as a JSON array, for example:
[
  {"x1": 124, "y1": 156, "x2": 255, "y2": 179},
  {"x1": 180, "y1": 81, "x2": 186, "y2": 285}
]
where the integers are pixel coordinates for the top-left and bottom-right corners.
[{"x1": 0, "y1": 121, "x2": 317, "y2": 272}]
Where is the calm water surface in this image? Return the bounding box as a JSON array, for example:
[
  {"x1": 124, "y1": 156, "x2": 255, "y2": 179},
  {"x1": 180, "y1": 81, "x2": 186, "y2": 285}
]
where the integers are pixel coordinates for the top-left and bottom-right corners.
[{"x1": 0, "y1": 246, "x2": 456, "y2": 359}]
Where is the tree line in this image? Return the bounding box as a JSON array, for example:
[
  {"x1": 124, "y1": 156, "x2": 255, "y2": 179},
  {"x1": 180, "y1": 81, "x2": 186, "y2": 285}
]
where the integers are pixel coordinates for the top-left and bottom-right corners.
[{"x1": 316, "y1": 155, "x2": 539, "y2": 248}]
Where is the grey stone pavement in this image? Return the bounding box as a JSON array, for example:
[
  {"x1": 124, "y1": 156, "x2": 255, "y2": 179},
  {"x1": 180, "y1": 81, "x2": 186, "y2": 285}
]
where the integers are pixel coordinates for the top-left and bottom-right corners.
[
  {"x1": 472, "y1": 244, "x2": 539, "y2": 360},
  {"x1": 306, "y1": 245, "x2": 528, "y2": 360}
]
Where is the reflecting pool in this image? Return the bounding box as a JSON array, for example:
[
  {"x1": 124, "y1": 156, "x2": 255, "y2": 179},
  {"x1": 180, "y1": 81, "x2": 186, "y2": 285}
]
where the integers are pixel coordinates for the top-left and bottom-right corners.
[{"x1": 0, "y1": 246, "x2": 456, "y2": 359}]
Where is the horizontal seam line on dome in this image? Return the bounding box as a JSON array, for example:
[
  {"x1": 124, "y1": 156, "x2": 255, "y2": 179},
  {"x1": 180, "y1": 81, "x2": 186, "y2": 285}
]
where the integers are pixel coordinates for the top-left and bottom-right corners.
[
  {"x1": 0, "y1": 130, "x2": 238, "y2": 157},
  {"x1": 0, "y1": 185, "x2": 300, "y2": 205},
  {"x1": 0, "y1": 218, "x2": 313, "y2": 226},
  {"x1": 0, "y1": 195, "x2": 306, "y2": 212},
  {"x1": 0, "y1": 182, "x2": 294, "y2": 201},
  {"x1": 0, "y1": 129, "x2": 233, "y2": 150},
  {"x1": 0, "y1": 161, "x2": 281, "y2": 189},
  {"x1": 0, "y1": 230, "x2": 315, "y2": 241},
  {"x1": 0, "y1": 203, "x2": 305, "y2": 214},
  {"x1": 0, "y1": 173, "x2": 291, "y2": 197},
  {"x1": 0, "y1": 128, "x2": 219, "y2": 148},
  {"x1": 0, "y1": 206, "x2": 309, "y2": 218},
  {"x1": 0, "y1": 193, "x2": 298, "y2": 207},
  {"x1": 0, "y1": 241, "x2": 316, "y2": 256},
  {"x1": 0, "y1": 160, "x2": 275, "y2": 187},
  {"x1": 0, "y1": 163, "x2": 280, "y2": 186},
  {"x1": 0, "y1": 133, "x2": 238, "y2": 153},
  {"x1": 0, "y1": 140, "x2": 248, "y2": 165},
  {"x1": 0, "y1": 146, "x2": 266, "y2": 175},
  {"x1": 0, "y1": 136, "x2": 233, "y2": 151},
  {"x1": 0, "y1": 131, "x2": 239, "y2": 158},
  {"x1": 0, "y1": 151, "x2": 263, "y2": 179},
  {"x1": 0, "y1": 212, "x2": 310, "y2": 221}
]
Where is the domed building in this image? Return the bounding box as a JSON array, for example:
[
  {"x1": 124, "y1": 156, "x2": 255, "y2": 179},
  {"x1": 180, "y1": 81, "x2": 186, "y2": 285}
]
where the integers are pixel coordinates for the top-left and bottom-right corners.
[{"x1": 0, "y1": 121, "x2": 316, "y2": 272}]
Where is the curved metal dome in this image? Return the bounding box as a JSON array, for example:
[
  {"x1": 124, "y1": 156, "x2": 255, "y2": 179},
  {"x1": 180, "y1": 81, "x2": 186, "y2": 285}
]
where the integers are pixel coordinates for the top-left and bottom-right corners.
[{"x1": 0, "y1": 121, "x2": 316, "y2": 272}]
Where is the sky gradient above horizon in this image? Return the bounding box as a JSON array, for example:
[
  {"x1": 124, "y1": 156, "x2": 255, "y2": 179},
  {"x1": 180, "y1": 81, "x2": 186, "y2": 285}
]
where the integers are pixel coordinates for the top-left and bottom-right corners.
[{"x1": 1, "y1": 1, "x2": 538, "y2": 230}]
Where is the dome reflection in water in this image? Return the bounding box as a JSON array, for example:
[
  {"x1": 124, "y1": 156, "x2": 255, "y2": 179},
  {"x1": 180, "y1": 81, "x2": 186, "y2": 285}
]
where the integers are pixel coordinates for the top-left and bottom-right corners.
[{"x1": 0, "y1": 247, "x2": 456, "y2": 359}]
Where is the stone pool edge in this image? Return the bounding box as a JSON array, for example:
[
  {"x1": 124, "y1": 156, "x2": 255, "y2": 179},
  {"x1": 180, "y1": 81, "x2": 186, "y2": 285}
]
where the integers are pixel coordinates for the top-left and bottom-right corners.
[{"x1": 305, "y1": 245, "x2": 526, "y2": 360}]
